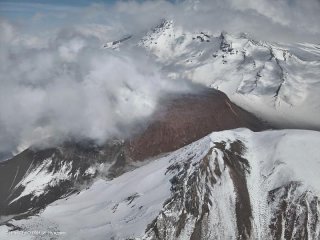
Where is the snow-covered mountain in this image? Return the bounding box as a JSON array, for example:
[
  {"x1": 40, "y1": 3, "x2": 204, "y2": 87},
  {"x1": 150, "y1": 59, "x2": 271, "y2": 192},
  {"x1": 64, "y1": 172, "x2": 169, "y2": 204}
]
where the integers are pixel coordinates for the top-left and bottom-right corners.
[
  {"x1": 1, "y1": 19, "x2": 320, "y2": 240},
  {"x1": 139, "y1": 20, "x2": 320, "y2": 130},
  {"x1": 1, "y1": 129, "x2": 319, "y2": 239}
]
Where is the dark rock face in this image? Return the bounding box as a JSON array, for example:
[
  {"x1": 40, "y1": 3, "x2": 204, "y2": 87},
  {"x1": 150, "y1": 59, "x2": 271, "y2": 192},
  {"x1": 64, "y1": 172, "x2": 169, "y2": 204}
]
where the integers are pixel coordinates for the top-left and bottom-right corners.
[
  {"x1": 215, "y1": 140, "x2": 252, "y2": 239},
  {"x1": 127, "y1": 89, "x2": 268, "y2": 161},
  {"x1": 268, "y1": 182, "x2": 320, "y2": 240},
  {"x1": 0, "y1": 141, "x2": 127, "y2": 219}
]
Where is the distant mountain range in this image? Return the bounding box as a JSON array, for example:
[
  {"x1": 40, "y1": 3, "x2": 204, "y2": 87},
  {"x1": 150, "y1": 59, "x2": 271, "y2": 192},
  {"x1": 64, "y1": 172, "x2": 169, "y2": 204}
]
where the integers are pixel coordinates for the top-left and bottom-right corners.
[{"x1": 139, "y1": 20, "x2": 320, "y2": 130}]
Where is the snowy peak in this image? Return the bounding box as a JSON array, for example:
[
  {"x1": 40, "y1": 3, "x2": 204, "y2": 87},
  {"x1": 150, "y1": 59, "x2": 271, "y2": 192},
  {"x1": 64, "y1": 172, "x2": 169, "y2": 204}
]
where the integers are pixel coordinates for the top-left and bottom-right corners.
[
  {"x1": 1, "y1": 129, "x2": 319, "y2": 239},
  {"x1": 139, "y1": 20, "x2": 320, "y2": 130},
  {"x1": 134, "y1": 129, "x2": 320, "y2": 239},
  {"x1": 144, "y1": 138, "x2": 252, "y2": 240},
  {"x1": 143, "y1": 129, "x2": 320, "y2": 240}
]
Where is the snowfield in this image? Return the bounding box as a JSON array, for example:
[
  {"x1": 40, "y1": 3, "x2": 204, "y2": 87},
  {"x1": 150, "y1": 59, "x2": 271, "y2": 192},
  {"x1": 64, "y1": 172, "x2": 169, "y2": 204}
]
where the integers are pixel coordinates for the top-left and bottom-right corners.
[
  {"x1": 1, "y1": 128, "x2": 319, "y2": 239},
  {"x1": 139, "y1": 20, "x2": 320, "y2": 130}
]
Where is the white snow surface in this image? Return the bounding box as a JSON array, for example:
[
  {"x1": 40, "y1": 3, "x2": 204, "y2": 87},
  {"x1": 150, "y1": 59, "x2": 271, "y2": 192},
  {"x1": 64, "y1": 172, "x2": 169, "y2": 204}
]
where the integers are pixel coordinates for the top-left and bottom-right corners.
[
  {"x1": 8, "y1": 153, "x2": 98, "y2": 205},
  {"x1": 139, "y1": 21, "x2": 320, "y2": 130},
  {"x1": 1, "y1": 128, "x2": 320, "y2": 239},
  {"x1": 9, "y1": 156, "x2": 73, "y2": 204}
]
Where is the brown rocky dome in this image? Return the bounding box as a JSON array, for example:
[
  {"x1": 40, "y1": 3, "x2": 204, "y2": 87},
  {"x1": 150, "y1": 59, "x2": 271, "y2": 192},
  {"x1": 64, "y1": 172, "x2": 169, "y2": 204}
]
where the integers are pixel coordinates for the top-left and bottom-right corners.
[{"x1": 126, "y1": 88, "x2": 269, "y2": 161}]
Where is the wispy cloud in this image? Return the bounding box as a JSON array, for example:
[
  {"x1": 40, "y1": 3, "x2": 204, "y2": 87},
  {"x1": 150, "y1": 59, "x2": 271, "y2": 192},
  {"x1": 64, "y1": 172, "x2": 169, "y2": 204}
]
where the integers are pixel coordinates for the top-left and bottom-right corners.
[{"x1": 2, "y1": 0, "x2": 320, "y2": 42}]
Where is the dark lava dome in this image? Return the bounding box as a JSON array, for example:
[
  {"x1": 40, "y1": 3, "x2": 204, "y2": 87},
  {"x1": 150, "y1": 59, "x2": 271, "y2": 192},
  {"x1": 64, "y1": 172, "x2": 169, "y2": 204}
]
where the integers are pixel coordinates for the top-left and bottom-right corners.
[{"x1": 127, "y1": 88, "x2": 269, "y2": 161}]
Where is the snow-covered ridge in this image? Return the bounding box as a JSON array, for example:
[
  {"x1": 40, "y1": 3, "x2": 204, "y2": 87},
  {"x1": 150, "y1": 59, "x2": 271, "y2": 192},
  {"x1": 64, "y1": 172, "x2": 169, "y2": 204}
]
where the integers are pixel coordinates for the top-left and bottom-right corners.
[
  {"x1": 139, "y1": 20, "x2": 320, "y2": 130},
  {"x1": 1, "y1": 129, "x2": 319, "y2": 239},
  {"x1": 103, "y1": 35, "x2": 132, "y2": 49},
  {"x1": 0, "y1": 140, "x2": 135, "y2": 220},
  {"x1": 9, "y1": 156, "x2": 74, "y2": 204}
]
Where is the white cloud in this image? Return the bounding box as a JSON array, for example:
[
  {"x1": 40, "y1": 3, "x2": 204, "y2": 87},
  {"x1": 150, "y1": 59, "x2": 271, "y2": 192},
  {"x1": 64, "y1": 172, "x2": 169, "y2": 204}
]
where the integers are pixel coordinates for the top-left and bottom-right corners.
[
  {"x1": 0, "y1": 20, "x2": 191, "y2": 156},
  {"x1": 1, "y1": 0, "x2": 320, "y2": 157}
]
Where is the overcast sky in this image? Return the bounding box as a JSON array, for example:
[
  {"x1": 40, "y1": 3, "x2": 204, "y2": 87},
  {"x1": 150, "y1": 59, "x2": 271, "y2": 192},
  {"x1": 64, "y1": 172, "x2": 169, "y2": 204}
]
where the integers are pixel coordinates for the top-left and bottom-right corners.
[{"x1": 1, "y1": 0, "x2": 320, "y2": 43}]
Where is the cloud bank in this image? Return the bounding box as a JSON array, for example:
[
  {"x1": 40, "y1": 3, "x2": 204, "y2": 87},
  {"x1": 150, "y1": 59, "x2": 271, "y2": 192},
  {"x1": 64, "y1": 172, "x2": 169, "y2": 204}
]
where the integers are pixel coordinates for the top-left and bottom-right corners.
[
  {"x1": 174, "y1": 0, "x2": 320, "y2": 44},
  {"x1": 0, "y1": 20, "x2": 191, "y2": 157},
  {"x1": 1, "y1": 0, "x2": 320, "y2": 158}
]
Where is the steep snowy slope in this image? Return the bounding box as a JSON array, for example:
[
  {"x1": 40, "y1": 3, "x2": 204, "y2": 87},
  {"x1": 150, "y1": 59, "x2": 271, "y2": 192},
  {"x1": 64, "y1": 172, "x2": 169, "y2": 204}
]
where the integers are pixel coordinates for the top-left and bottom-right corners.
[
  {"x1": 139, "y1": 20, "x2": 320, "y2": 130},
  {"x1": 0, "y1": 140, "x2": 132, "y2": 220},
  {"x1": 1, "y1": 129, "x2": 319, "y2": 240}
]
